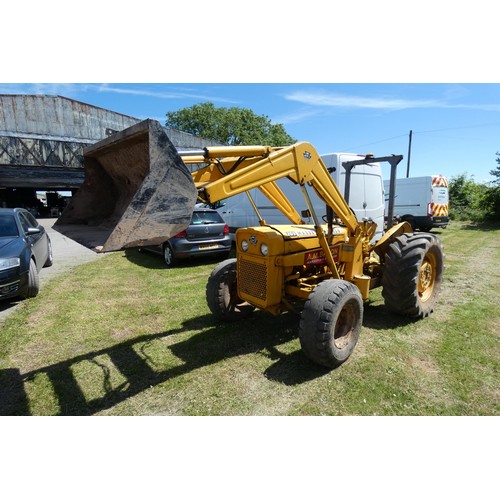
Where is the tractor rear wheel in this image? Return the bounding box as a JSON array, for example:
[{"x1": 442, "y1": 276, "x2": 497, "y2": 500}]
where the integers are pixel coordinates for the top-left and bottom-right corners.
[
  {"x1": 382, "y1": 233, "x2": 444, "y2": 318},
  {"x1": 299, "y1": 279, "x2": 363, "y2": 368},
  {"x1": 206, "y1": 258, "x2": 255, "y2": 321}
]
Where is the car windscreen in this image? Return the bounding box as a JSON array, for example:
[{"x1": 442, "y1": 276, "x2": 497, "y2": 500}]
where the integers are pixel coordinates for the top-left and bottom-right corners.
[
  {"x1": 0, "y1": 215, "x2": 19, "y2": 237},
  {"x1": 191, "y1": 211, "x2": 224, "y2": 225}
]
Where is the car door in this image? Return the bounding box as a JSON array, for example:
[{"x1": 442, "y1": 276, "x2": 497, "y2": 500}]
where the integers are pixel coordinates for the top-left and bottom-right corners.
[{"x1": 17, "y1": 211, "x2": 48, "y2": 270}]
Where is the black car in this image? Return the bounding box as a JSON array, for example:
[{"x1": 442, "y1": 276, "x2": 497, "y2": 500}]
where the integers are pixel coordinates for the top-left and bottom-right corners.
[
  {"x1": 0, "y1": 208, "x2": 53, "y2": 301},
  {"x1": 142, "y1": 208, "x2": 232, "y2": 267}
]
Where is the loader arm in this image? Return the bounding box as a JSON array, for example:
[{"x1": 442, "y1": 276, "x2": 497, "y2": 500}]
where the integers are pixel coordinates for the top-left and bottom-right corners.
[
  {"x1": 186, "y1": 148, "x2": 304, "y2": 225},
  {"x1": 183, "y1": 142, "x2": 358, "y2": 235},
  {"x1": 182, "y1": 142, "x2": 364, "y2": 283}
]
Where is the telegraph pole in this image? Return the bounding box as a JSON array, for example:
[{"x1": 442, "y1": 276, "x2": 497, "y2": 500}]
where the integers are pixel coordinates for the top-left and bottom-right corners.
[{"x1": 406, "y1": 129, "x2": 413, "y2": 177}]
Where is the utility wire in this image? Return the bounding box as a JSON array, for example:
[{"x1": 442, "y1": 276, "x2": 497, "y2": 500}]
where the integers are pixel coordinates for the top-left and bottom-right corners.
[
  {"x1": 341, "y1": 121, "x2": 500, "y2": 152},
  {"x1": 413, "y1": 121, "x2": 500, "y2": 135}
]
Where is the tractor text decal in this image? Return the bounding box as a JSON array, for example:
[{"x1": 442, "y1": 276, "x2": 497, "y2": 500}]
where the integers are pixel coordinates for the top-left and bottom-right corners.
[{"x1": 304, "y1": 245, "x2": 340, "y2": 265}]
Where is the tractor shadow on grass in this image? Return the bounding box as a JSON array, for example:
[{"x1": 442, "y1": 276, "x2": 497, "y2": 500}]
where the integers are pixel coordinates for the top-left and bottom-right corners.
[
  {"x1": 0, "y1": 311, "x2": 330, "y2": 416},
  {"x1": 362, "y1": 303, "x2": 415, "y2": 330}
]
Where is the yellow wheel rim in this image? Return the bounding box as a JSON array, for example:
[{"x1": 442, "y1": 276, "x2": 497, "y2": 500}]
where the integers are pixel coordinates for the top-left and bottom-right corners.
[{"x1": 418, "y1": 252, "x2": 437, "y2": 302}]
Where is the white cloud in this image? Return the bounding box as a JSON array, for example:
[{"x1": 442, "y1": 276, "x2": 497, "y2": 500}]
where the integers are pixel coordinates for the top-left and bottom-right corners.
[
  {"x1": 284, "y1": 90, "x2": 500, "y2": 112},
  {"x1": 96, "y1": 84, "x2": 240, "y2": 104},
  {"x1": 272, "y1": 108, "x2": 321, "y2": 125}
]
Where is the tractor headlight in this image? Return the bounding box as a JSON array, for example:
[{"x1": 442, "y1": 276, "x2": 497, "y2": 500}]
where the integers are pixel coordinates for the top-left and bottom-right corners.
[
  {"x1": 0, "y1": 257, "x2": 20, "y2": 271},
  {"x1": 260, "y1": 243, "x2": 269, "y2": 256},
  {"x1": 241, "y1": 240, "x2": 249, "y2": 252}
]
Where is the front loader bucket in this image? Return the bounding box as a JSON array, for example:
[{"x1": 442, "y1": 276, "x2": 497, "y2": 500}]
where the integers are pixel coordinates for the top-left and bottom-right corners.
[{"x1": 54, "y1": 119, "x2": 197, "y2": 252}]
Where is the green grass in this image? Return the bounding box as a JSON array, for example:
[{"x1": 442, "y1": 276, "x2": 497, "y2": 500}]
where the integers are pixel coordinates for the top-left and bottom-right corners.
[{"x1": 1, "y1": 222, "x2": 499, "y2": 415}]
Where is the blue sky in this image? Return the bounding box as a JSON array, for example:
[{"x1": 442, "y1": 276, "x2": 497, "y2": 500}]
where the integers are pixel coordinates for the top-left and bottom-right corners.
[{"x1": 1, "y1": 82, "x2": 499, "y2": 184}]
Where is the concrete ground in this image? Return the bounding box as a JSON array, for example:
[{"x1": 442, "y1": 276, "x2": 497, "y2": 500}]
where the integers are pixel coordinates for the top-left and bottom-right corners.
[{"x1": 0, "y1": 218, "x2": 102, "y2": 323}]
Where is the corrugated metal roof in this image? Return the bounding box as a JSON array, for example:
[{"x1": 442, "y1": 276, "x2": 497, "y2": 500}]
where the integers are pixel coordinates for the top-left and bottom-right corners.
[{"x1": 0, "y1": 94, "x2": 141, "y2": 141}]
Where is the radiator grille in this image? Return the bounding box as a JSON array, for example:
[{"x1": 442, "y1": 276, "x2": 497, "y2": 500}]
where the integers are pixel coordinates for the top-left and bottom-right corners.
[{"x1": 238, "y1": 258, "x2": 268, "y2": 301}]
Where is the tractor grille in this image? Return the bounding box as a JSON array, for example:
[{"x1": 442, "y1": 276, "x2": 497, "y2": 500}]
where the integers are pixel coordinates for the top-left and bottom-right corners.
[{"x1": 238, "y1": 258, "x2": 268, "y2": 302}]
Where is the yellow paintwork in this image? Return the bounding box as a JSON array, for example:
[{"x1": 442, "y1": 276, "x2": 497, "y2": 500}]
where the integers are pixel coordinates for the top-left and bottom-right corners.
[{"x1": 185, "y1": 142, "x2": 400, "y2": 312}]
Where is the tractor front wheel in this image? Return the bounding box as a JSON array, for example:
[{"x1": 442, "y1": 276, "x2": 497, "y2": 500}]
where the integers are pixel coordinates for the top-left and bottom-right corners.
[
  {"x1": 206, "y1": 258, "x2": 255, "y2": 321},
  {"x1": 299, "y1": 279, "x2": 363, "y2": 368}
]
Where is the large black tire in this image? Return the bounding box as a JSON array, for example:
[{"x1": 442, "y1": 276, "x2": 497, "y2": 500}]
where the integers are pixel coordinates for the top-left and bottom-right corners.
[
  {"x1": 299, "y1": 279, "x2": 363, "y2": 368},
  {"x1": 382, "y1": 233, "x2": 444, "y2": 318},
  {"x1": 21, "y1": 259, "x2": 40, "y2": 299},
  {"x1": 206, "y1": 258, "x2": 255, "y2": 321}
]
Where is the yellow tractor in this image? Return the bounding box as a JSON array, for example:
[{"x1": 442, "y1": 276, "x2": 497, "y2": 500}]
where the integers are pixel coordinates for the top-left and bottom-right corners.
[{"x1": 55, "y1": 120, "x2": 444, "y2": 368}]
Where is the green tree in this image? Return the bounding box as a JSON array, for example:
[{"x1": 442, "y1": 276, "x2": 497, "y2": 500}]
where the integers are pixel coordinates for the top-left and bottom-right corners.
[
  {"x1": 490, "y1": 152, "x2": 500, "y2": 184},
  {"x1": 483, "y1": 152, "x2": 500, "y2": 221},
  {"x1": 166, "y1": 102, "x2": 296, "y2": 146},
  {"x1": 449, "y1": 167, "x2": 500, "y2": 223},
  {"x1": 449, "y1": 173, "x2": 489, "y2": 222}
]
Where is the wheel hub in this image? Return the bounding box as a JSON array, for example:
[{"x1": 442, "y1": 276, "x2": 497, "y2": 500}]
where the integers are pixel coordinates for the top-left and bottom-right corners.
[
  {"x1": 334, "y1": 303, "x2": 356, "y2": 349},
  {"x1": 418, "y1": 254, "x2": 436, "y2": 301}
]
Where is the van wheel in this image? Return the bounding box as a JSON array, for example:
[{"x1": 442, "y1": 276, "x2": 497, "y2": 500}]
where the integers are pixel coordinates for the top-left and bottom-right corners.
[
  {"x1": 299, "y1": 280, "x2": 363, "y2": 368},
  {"x1": 21, "y1": 259, "x2": 40, "y2": 299},
  {"x1": 401, "y1": 216, "x2": 416, "y2": 231},
  {"x1": 382, "y1": 233, "x2": 444, "y2": 318},
  {"x1": 206, "y1": 258, "x2": 255, "y2": 321}
]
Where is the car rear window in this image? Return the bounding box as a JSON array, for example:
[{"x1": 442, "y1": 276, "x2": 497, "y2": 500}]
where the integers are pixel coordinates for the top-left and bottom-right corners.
[
  {"x1": 191, "y1": 211, "x2": 224, "y2": 225},
  {"x1": 0, "y1": 215, "x2": 19, "y2": 237}
]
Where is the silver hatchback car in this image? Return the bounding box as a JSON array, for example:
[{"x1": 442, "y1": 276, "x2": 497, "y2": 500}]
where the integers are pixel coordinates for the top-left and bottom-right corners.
[{"x1": 143, "y1": 208, "x2": 232, "y2": 267}]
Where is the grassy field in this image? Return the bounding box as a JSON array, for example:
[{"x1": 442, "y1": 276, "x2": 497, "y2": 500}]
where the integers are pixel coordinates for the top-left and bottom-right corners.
[{"x1": 0, "y1": 221, "x2": 498, "y2": 416}]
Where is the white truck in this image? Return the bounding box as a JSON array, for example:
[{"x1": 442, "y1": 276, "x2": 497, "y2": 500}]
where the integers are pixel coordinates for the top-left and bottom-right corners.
[
  {"x1": 210, "y1": 152, "x2": 386, "y2": 243},
  {"x1": 384, "y1": 175, "x2": 449, "y2": 231}
]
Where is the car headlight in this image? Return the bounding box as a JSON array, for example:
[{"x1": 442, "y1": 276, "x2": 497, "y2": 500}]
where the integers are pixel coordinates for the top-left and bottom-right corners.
[
  {"x1": 260, "y1": 243, "x2": 269, "y2": 256},
  {"x1": 0, "y1": 257, "x2": 20, "y2": 271},
  {"x1": 241, "y1": 240, "x2": 249, "y2": 252}
]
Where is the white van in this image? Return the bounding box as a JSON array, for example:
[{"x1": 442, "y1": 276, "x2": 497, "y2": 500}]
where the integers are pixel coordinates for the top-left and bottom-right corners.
[
  {"x1": 212, "y1": 153, "x2": 386, "y2": 242},
  {"x1": 383, "y1": 175, "x2": 449, "y2": 231}
]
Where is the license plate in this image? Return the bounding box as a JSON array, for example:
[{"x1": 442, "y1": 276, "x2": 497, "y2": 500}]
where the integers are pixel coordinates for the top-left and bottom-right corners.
[{"x1": 199, "y1": 243, "x2": 219, "y2": 250}]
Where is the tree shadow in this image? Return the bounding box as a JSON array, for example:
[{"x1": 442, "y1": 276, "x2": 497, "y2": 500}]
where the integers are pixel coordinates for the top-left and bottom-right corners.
[
  {"x1": 460, "y1": 222, "x2": 500, "y2": 231},
  {"x1": 0, "y1": 310, "x2": 331, "y2": 416}
]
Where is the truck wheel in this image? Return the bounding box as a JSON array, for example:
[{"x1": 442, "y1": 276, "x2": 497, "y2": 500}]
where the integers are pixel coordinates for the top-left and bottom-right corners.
[
  {"x1": 206, "y1": 258, "x2": 255, "y2": 321},
  {"x1": 299, "y1": 279, "x2": 363, "y2": 368},
  {"x1": 401, "y1": 216, "x2": 416, "y2": 231},
  {"x1": 21, "y1": 259, "x2": 40, "y2": 299},
  {"x1": 163, "y1": 243, "x2": 177, "y2": 267},
  {"x1": 382, "y1": 233, "x2": 444, "y2": 318}
]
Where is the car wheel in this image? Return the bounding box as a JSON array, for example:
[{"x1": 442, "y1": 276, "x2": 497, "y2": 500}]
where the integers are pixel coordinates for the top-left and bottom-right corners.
[
  {"x1": 21, "y1": 259, "x2": 40, "y2": 299},
  {"x1": 163, "y1": 243, "x2": 178, "y2": 267},
  {"x1": 43, "y1": 238, "x2": 53, "y2": 268}
]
